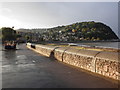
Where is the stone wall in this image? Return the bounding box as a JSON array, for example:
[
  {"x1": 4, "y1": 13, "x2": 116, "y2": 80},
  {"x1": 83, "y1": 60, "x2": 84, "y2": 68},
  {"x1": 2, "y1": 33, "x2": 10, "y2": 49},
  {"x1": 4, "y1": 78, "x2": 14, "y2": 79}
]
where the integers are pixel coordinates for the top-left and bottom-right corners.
[
  {"x1": 63, "y1": 49, "x2": 100, "y2": 72},
  {"x1": 26, "y1": 43, "x2": 119, "y2": 80},
  {"x1": 35, "y1": 44, "x2": 58, "y2": 57},
  {"x1": 54, "y1": 47, "x2": 69, "y2": 61},
  {"x1": 95, "y1": 52, "x2": 119, "y2": 80}
]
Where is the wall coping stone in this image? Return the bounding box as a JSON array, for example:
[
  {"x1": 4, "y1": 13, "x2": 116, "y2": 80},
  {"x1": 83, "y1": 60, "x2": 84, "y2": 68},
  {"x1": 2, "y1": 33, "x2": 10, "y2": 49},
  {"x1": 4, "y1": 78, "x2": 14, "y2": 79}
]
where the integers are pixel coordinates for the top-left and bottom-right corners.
[
  {"x1": 55, "y1": 47, "x2": 70, "y2": 52},
  {"x1": 95, "y1": 51, "x2": 119, "y2": 62},
  {"x1": 76, "y1": 49, "x2": 100, "y2": 57},
  {"x1": 65, "y1": 48, "x2": 80, "y2": 55}
]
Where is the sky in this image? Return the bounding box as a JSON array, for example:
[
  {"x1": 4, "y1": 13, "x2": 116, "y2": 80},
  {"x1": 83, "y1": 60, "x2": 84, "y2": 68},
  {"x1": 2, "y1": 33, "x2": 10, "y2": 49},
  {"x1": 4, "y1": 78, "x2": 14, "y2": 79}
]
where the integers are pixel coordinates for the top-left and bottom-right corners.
[{"x1": 0, "y1": 1, "x2": 119, "y2": 38}]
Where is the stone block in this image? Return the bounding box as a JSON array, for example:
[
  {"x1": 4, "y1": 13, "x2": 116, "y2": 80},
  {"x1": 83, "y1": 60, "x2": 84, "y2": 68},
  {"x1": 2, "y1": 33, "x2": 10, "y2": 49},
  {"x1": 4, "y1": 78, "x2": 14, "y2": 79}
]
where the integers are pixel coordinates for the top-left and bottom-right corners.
[
  {"x1": 95, "y1": 52, "x2": 119, "y2": 80},
  {"x1": 54, "y1": 47, "x2": 69, "y2": 61}
]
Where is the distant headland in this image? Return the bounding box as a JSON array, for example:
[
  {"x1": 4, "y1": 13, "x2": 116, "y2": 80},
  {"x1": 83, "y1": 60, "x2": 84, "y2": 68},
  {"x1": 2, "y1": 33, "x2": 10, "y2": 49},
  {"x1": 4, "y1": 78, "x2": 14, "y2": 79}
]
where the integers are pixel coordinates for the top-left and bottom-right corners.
[{"x1": 17, "y1": 21, "x2": 119, "y2": 42}]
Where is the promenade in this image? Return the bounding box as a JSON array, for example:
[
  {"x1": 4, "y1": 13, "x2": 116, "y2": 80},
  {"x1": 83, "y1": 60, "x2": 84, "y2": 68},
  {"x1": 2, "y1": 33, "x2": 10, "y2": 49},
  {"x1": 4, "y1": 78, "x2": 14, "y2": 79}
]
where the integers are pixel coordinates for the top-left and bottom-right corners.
[{"x1": 2, "y1": 44, "x2": 118, "y2": 88}]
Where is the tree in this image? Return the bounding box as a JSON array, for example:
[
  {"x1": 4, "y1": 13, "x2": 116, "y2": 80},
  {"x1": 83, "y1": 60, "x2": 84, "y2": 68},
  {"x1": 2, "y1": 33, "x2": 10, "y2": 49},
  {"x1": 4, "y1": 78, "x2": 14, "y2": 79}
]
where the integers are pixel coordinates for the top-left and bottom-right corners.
[
  {"x1": 1, "y1": 27, "x2": 17, "y2": 42},
  {"x1": 25, "y1": 35, "x2": 30, "y2": 41}
]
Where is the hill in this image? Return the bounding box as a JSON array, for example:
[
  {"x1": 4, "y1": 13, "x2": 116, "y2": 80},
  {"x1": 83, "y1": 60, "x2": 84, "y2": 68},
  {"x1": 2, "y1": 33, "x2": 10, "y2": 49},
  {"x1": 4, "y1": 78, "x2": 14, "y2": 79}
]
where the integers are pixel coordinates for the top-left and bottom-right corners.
[
  {"x1": 16, "y1": 21, "x2": 119, "y2": 42},
  {"x1": 43, "y1": 21, "x2": 118, "y2": 41}
]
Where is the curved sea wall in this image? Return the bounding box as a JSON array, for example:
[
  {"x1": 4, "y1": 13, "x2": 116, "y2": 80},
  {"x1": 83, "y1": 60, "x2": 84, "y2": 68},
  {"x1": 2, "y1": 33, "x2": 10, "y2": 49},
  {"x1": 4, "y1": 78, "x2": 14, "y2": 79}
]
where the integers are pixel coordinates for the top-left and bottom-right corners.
[{"x1": 27, "y1": 43, "x2": 119, "y2": 80}]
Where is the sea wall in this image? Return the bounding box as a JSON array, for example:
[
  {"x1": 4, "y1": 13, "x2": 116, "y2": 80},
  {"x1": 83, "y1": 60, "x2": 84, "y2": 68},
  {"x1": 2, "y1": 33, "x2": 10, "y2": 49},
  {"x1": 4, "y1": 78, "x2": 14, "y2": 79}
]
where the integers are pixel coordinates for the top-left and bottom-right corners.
[{"x1": 26, "y1": 43, "x2": 119, "y2": 80}]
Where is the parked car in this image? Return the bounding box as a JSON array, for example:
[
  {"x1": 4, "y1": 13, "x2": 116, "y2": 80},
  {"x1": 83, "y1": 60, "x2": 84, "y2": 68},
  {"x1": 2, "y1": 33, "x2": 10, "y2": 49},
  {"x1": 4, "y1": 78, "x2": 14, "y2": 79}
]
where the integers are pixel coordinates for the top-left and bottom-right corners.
[{"x1": 4, "y1": 41, "x2": 16, "y2": 50}]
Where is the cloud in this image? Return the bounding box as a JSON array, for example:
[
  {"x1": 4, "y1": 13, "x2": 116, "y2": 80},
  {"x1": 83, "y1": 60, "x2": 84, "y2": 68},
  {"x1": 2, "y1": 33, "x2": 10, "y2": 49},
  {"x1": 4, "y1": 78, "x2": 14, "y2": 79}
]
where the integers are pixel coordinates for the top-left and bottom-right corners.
[
  {"x1": 0, "y1": 15, "x2": 34, "y2": 29},
  {"x1": 0, "y1": 8, "x2": 12, "y2": 16},
  {"x1": 0, "y1": 15, "x2": 19, "y2": 28}
]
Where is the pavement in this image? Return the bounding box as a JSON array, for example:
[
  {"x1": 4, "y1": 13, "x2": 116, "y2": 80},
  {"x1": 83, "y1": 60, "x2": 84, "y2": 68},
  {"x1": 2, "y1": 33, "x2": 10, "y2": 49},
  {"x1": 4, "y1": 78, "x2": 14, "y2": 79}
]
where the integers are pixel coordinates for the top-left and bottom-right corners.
[{"x1": 2, "y1": 44, "x2": 119, "y2": 88}]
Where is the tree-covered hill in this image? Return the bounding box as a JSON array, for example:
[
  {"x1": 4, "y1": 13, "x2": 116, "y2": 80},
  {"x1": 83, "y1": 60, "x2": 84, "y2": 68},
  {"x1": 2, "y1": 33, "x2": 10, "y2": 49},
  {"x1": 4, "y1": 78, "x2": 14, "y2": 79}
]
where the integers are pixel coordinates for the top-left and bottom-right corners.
[
  {"x1": 16, "y1": 21, "x2": 119, "y2": 42},
  {"x1": 43, "y1": 21, "x2": 118, "y2": 41}
]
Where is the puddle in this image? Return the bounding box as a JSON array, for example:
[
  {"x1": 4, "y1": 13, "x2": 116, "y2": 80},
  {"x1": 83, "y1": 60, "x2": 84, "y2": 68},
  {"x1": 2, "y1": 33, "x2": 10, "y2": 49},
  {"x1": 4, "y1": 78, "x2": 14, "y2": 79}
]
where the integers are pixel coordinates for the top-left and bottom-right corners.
[
  {"x1": 2, "y1": 65, "x2": 13, "y2": 73},
  {"x1": 2, "y1": 64, "x2": 35, "y2": 73},
  {"x1": 16, "y1": 55, "x2": 27, "y2": 64},
  {"x1": 17, "y1": 55, "x2": 27, "y2": 60},
  {"x1": 17, "y1": 64, "x2": 35, "y2": 68}
]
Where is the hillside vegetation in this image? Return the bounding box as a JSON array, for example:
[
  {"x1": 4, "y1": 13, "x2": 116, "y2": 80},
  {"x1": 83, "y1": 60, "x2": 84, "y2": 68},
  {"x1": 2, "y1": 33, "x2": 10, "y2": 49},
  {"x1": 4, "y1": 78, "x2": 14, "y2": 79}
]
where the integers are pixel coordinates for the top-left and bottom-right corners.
[
  {"x1": 16, "y1": 21, "x2": 119, "y2": 42},
  {"x1": 42, "y1": 21, "x2": 118, "y2": 41}
]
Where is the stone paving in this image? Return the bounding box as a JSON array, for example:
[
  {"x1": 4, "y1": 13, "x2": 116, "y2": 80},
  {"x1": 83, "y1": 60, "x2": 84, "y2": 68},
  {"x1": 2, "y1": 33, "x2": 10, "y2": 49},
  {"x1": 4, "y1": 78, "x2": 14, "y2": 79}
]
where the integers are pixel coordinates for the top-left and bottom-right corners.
[{"x1": 2, "y1": 44, "x2": 119, "y2": 88}]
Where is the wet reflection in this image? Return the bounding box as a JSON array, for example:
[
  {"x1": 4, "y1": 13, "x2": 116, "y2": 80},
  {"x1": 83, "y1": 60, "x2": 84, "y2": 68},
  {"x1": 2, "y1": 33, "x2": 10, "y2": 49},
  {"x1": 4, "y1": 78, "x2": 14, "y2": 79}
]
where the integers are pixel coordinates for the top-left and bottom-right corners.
[
  {"x1": 2, "y1": 50, "x2": 17, "y2": 65},
  {"x1": 2, "y1": 46, "x2": 35, "y2": 74}
]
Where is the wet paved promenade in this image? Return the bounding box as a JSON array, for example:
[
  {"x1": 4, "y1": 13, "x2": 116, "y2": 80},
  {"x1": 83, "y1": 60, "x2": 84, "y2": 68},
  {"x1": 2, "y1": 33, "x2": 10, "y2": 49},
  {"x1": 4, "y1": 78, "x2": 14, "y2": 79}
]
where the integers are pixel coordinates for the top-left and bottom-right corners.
[{"x1": 2, "y1": 44, "x2": 119, "y2": 88}]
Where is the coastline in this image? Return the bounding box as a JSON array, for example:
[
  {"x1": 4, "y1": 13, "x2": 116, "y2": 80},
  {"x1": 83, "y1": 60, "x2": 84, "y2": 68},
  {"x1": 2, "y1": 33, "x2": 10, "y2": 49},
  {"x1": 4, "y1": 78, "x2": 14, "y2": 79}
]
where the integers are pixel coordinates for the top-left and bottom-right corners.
[
  {"x1": 46, "y1": 43, "x2": 120, "y2": 52},
  {"x1": 34, "y1": 39, "x2": 120, "y2": 48}
]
